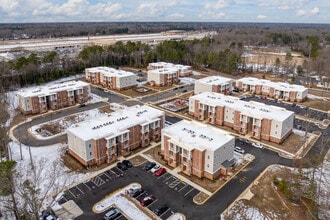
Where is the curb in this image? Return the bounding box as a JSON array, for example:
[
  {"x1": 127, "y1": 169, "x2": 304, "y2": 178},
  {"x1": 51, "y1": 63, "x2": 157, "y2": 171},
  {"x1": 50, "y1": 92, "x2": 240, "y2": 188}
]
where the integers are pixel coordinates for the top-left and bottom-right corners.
[{"x1": 193, "y1": 156, "x2": 254, "y2": 205}]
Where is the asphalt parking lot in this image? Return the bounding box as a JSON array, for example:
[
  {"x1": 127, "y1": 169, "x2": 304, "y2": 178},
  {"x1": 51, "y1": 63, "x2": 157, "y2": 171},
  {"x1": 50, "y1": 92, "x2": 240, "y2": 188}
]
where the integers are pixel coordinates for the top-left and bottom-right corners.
[
  {"x1": 58, "y1": 167, "x2": 125, "y2": 205},
  {"x1": 58, "y1": 161, "x2": 200, "y2": 220}
]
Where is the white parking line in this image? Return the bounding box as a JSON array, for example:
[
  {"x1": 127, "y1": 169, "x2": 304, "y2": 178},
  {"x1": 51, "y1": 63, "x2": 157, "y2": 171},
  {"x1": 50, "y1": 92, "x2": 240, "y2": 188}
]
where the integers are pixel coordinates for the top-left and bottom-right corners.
[
  {"x1": 184, "y1": 188, "x2": 195, "y2": 197},
  {"x1": 163, "y1": 175, "x2": 175, "y2": 183},
  {"x1": 169, "y1": 179, "x2": 180, "y2": 188},
  {"x1": 83, "y1": 182, "x2": 91, "y2": 190},
  {"x1": 178, "y1": 183, "x2": 188, "y2": 192},
  {"x1": 160, "y1": 209, "x2": 171, "y2": 217},
  {"x1": 147, "y1": 198, "x2": 158, "y2": 207},
  {"x1": 75, "y1": 185, "x2": 85, "y2": 195},
  {"x1": 67, "y1": 188, "x2": 78, "y2": 198},
  {"x1": 103, "y1": 172, "x2": 113, "y2": 180}
]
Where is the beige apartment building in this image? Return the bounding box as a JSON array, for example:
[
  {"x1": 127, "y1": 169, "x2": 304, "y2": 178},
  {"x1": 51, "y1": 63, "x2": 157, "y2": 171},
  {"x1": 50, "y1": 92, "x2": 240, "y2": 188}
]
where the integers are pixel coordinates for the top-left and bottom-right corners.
[
  {"x1": 147, "y1": 68, "x2": 180, "y2": 86},
  {"x1": 17, "y1": 81, "x2": 90, "y2": 115},
  {"x1": 161, "y1": 120, "x2": 235, "y2": 180},
  {"x1": 85, "y1": 66, "x2": 137, "y2": 90},
  {"x1": 236, "y1": 77, "x2": 308, "y2": 102},
  {"x1": 147, "y1": 62, "x2": 192, "y2": 77},
  {"x1": 189, "y1": 92, "x2": 294, "y2": 144},
  {"x1": 194, "y1": 76, "x2": 233, "y2": 95},
  {"x1": 67, "y1": 105, "x2": 165, "y2": 167}
]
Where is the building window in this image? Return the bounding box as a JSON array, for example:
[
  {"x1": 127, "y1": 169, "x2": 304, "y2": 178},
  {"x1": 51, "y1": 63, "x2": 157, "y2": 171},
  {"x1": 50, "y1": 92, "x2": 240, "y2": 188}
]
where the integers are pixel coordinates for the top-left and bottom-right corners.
[
  {"x1": 89, "y1": 144, "x2": 91, "y2": 148},
  {"x1": 207, "y1": 155, "x2": 210, "y2": 159},
  {"x1": 207, "y1": 164, "x2": 209, "y2": 168},
  {"x1": 90, "y1": 152, "x2": 92, "y2": 156},
  {"x1": 196, "y1": 162, "x2": 199, "y2": 166}
]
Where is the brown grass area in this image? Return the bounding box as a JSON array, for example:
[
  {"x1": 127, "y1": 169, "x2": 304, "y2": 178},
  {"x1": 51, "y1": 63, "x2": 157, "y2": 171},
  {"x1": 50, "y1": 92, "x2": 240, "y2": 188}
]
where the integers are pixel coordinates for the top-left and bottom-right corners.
[
  {"x1": 302, "y1": 98, "x2": 330, "y2": 112},
  {"x1": 39, "y1": 122, "x2": 63, "y2": 134},
  {"x1": 261, "y1": 133, "x2": 305, "y2": 155},
  {"x1": 98, "y1": 104, "x2": 113, "y2": 113},
  {"x1": 62, "y1": 152, "x2": 113, "y2": 173},
  {"x1": 118, "y1": 87, "x2": 156, "y2": 97},
  {"x1": 243, "y1": 167, "x2": 315, "y2": 220}
]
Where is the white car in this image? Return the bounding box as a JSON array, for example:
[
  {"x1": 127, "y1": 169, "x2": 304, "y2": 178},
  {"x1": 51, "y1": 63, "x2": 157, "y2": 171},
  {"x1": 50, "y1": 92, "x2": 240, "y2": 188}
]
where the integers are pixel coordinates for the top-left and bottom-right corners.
[
  {"x1": 252, "y1": 142, "x2": 263, "y2": 149},
  {"x1": 234, "y1": 146, "x2": 245, "y2": 154},
  {"x1": 150, "y1": 164, "x2": 161, "y2": 173}
]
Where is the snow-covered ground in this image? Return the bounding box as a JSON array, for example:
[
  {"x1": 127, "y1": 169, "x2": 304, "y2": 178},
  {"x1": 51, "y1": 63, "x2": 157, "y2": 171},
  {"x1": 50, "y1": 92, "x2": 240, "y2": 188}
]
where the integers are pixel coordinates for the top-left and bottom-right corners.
[
  {"x1": 180, "y1": 77, "x2": 195, "y2": 85},
  {"x1": 30, "y1": 109, "x2": 107, "y2": 140},
  {"x1": 94, "y1": 183, "x2": 151, "y2": 220}
]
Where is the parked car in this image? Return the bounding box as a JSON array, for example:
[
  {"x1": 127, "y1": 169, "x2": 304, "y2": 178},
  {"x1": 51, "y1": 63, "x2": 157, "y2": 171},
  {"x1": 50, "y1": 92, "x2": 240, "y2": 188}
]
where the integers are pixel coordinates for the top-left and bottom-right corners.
[
  {"x1": 145, "y1": 162, "x2": 156, "y2": 171},
  {"x1": 129, "y1": 188, "x2": 144, "y2": 198},
  {"x1": 103, "y1": 207, "x2": 121, "y2": 220},
  {"x1": 252, "y1": 142, "x2": 263, "y2": 149},
  {"x1": 153, "y1": 204, "x2": 169, "y2": 216},
  {"x1": 116, "y1": 162, "x2": 127, "y2": 171},
  {"x1": 234, "y1": 146, "x2": 245, "y2": 154},
  {"x1": 291, "y1": 103, "x2": 296, "y2": 107},
  {"x1": 155, "y1": 167, "x2": 166, "y2": 176},
  {"x1": 79, "y1": 103, "x2": 87, "y2": 107},
  {"x1": 150, "y1": 164, "x2": 161, "y2": 173},
  {"x1": 122, "y1": 160, "x2": 133, "y2": 168},
  {"x1": 140, "y1": 195, "x2": 155, "y2": 206},
  {"x1": 296, "y1": 124, "x2": 302, "y2": 130}
]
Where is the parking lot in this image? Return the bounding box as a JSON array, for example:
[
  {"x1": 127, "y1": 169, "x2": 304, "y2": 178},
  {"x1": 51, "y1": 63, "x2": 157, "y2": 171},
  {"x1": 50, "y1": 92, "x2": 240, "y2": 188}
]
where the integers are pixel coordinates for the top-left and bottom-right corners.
[
  {"x1": 132, "y1": 162, "x2": 200, "y2": 219},
  {"x1": 57, "y1": 160, "x2": 200, "y2": 220},
  {"x1": 58, "y1": 167, "x2": 125, "y2": 205}
]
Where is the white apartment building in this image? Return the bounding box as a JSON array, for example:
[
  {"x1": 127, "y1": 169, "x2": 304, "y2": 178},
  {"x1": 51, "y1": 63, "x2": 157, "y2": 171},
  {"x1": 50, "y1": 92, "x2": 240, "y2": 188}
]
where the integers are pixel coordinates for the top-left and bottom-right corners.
[
  {"x1": 161, "y1": 120, "x2": 235, "y2": 180},
  {"x1": 236, "y1": 77, "x2": 308, "y2": 102},
  {"x1": 85, "y1": 66, "x2": 137, "y2": 90},
  {"x1": 17, "y1": 80, "x2": 90, "y2": 114},
  {"x1": 189, "y1": 92, "x2": 294, "y2": 144},
  {"x1": 147, "y1": 62, "x2": 192, "y2": 77},
  {"x1": 194, "y1": 76, "x2": 233, "y2": 95},
  {"x1": 67, "y1": 105, "x2": 165, "y2": 166}
]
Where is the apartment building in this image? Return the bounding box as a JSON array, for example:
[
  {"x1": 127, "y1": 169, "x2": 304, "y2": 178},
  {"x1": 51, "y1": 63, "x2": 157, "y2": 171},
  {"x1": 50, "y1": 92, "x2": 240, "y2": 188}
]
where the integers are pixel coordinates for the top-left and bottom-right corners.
[
  {"x1": 194, "y1": 76, "x2": 233, "y2": 95},
  {"x1": 147, "y1": 62, "x2": 192, "y2": 77},
  {"x1": 67, "y1": 105, "x2": 165, "y2": 167},
  {"x1": 17, "y1": 81, "x2": 90, "y2": 115},
  {"x1": 236, "y1": 77, "x2": 308, "y2": 102},
  {"x1": 189, "y1": 92, "x2": 294, "y2": 144},
  {"x1": 85, "y1": 66, "x2": 137, "y2": 90},
  {"x1": 161, "y1": 120, "x2": 235, "y2": 180},
  {"x1": 147, "y1": 68, "x2": 180, "y2": 86}
]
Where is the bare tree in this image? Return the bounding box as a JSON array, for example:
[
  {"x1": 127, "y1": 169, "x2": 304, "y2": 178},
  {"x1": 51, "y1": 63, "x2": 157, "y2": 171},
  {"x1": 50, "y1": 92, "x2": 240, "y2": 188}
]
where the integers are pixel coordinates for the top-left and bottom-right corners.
[{"x1": 1, "y1": 147, "x2": 70, "y2": 219}]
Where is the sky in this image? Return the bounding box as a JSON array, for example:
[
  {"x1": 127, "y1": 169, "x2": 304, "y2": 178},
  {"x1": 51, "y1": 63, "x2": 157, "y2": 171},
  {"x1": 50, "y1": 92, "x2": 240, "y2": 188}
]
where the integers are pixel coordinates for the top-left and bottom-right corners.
[{"x1": 0, "y1": 0, "x2": 329, "y2": 24}]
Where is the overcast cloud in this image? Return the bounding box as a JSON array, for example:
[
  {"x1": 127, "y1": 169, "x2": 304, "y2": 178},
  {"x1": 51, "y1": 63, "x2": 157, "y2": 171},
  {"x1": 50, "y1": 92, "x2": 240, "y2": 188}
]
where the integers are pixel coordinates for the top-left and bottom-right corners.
[{"x1": 0, "y1": 0, "x2": 328, "y2": 23}]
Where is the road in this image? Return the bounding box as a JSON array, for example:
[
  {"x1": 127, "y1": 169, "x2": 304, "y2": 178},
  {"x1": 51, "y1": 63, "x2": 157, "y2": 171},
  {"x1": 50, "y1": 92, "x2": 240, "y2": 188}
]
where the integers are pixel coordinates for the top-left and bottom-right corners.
[
  {"x1": 13, "y1": 102, "x2": 108, "y2": 146},
  {"x1": 11, "y1": 82, "x2": 329, "y2": 219},
  {"x1": 62, "y1": 141, "x2": 292, "y2": 220}
]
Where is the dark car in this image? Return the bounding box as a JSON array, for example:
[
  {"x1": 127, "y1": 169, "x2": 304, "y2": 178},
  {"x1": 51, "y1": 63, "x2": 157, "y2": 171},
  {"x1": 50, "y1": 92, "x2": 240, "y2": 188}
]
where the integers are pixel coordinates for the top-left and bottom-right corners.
[
  {"x1": 79, "y1": 103, "x2": 87, "y2": 107},
  {"x1": 122, "y1": 160, "x2": 133, "y2": 168},
  {"x1": 117, "y1": 162, "x2": 127, "y2": 171},
  {"x1": 140, "y1": 195, "x2": 155, "y2": 206},
  {"x1": 145, "y1": 162, "x2": 156, "y2": 171},
  {"x1": 129, "y1": 188, "x2": 144, "y2": 197},
  {"x1": 103, "y1": 207, "x2": 121, "y2": 220},
  {"x1": 153, "y1": 204, "x2": 169, "y2": 216}
]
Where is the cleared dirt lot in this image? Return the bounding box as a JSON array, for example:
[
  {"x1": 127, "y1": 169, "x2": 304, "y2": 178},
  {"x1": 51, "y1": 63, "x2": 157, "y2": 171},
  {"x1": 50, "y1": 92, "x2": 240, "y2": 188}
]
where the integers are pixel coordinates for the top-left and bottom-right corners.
[{"x1": 223, "y1": 166, "x2": 318, "y2": 220}]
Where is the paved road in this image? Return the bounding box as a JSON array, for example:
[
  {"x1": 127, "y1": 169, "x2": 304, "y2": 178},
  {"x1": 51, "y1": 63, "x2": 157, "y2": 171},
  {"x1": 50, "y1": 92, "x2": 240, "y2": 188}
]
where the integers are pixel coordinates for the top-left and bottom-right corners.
[
  {"x1": 61, "y1": 142, "x2": 292, "y2": 220},
  {"x1": 13, "y1": 102, "x2": 108, "y2": 146},
  {"x1": 244, "y1": 96, "x2": 328, "y2": 120},
  {"x1": 140, "y1": 84, "x2": 194, "y2": 103}
]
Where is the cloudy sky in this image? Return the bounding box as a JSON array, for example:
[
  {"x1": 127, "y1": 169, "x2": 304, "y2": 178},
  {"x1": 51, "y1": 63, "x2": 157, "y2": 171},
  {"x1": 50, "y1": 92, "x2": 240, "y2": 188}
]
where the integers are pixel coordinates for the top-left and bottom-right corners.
[{"x1": 0, "y1": 0, "x2": 329, "y2": 23}]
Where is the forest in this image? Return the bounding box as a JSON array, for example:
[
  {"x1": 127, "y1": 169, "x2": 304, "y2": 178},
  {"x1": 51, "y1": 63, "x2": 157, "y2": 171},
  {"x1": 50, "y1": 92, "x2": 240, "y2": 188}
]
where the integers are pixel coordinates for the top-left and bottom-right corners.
[{"x1": 0, "y1": 22, "x2": 330, "y2": 92}]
